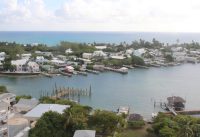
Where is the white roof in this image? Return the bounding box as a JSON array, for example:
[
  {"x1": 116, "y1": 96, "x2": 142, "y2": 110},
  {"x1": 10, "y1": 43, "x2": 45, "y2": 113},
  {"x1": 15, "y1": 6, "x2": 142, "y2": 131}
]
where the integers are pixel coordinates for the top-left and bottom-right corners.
[
  {"x1": 0, "y1": 93, "x2": 16, "y2": 100},
  {"x1": 11, "y1": 59, "x2": 27, "y2": 66},
  {"x1": 95, "y1": 45, "x2": 107, "y2": 50},
  {"x1": 24, "y1": 104, "x2": 70, "y2": 120},
  {"x1": 73, "y1": 130, "x2": 96, "y2": 137},
  {"x1": 51, "y1": 59, "x2": 65, "y2": 64},
  {"x1": 111, "y1": 56, "x2": 125, "y2": 60},
  {"x1": 0, "y1": 52, "x2": 5, "y2": 56},
  {"x1": 14, "y1": 99, "x2": 39, "y2": 112}
]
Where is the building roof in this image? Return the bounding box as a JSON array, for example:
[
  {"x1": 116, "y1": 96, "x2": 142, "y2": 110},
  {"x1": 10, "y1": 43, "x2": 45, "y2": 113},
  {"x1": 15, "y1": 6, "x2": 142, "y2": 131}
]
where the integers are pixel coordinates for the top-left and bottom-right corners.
[
  {"x1": 73, "y1": 130, "x2": 96, "y2": 137},
  {"x1": 14, "y1": 98, "x2": 39, "y2": 112},
  {"x1": 0, "y1": 93, "x2": 16, "y2": 101},
  {"x1": 11, "y1": 59, "x2": 27, "y2": 66},
  {"x1": 24, "y1": 104, "x2": 70, "y2": 120}
]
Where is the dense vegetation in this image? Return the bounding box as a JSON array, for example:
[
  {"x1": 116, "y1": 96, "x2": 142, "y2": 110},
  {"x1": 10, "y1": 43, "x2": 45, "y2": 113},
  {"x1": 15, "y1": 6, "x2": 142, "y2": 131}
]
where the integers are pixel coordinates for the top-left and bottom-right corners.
[
  {"x1": 0, "y1": 85, "x2": 7, "y2": 94},
  {"x1": 149, "y1": 113, "x2": 200, "y2": 137},
  {"x1": 29, "y1": 97, "x2": 124, "y2": 137}
]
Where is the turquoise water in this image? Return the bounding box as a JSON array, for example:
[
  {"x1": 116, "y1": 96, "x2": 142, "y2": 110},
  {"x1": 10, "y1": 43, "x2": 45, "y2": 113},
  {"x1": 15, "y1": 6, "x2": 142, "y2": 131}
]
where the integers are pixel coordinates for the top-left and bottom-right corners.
[
  {"x1": 1, "y1": 64, "x2": 200, "y2": 118},
  {"x1": 1, "y1": 31, "x2": 200, "y2": 45}
]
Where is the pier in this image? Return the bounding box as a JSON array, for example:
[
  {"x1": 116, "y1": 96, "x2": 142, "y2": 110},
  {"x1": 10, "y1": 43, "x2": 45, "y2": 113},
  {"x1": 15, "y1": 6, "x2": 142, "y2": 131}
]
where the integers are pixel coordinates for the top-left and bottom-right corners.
[
  {"x1": 104, "y1": 67, "x2": 128, "y2": 74},
  {"x1": 86, "y1": 69, "x2": 100, "y2": 74},
  {"x1": 48, "y1": 84, "x2": 92, "y2": 103}
]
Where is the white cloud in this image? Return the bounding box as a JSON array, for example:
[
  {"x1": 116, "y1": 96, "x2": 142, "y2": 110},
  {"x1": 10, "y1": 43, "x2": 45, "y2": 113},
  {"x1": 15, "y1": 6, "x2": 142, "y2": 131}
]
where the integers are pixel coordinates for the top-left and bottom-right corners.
[{"x1": 0, "y1": 0, "x2": 200, "y2": 32}]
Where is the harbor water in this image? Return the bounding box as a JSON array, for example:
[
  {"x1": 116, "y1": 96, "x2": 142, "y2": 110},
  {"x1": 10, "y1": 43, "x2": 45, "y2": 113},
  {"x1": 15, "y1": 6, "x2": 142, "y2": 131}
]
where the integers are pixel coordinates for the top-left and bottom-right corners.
[{"x1": 0, "y1": 64, "x2": 200, "y2": 118}]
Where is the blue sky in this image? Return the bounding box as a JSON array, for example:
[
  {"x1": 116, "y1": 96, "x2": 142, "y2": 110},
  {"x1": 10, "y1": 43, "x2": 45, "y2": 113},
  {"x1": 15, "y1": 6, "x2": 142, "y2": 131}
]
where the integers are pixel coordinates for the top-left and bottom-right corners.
[{"x1": 0, "y1": 0, "x2": 200, "y2": 32}]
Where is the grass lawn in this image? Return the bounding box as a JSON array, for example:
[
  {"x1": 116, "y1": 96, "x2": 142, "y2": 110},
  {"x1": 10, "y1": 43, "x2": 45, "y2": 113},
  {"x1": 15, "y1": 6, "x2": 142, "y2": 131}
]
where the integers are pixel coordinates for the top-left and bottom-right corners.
[{"x1": 118, "y1": 124, "x2": 157, "y2": 137}]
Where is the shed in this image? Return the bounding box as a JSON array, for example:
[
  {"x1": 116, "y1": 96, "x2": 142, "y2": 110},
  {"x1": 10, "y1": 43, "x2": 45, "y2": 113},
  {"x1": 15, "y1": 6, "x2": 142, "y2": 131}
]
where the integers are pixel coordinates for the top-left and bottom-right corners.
[
  {"x1": 13, "y1": 98, "x2": 39, "y2": 113},
  {"x1": 24, "y1": 104, "x2": 70, "y2": 121},
  {"x1": 73, "y1": 130, "x2": 96, "y2": 137}
]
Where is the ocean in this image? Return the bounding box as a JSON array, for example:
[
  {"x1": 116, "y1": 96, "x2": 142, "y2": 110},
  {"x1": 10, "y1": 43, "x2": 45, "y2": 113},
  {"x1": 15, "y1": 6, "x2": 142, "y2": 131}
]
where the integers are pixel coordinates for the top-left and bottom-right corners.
[{"x1": 1, "y1": 31, "x2": 200, "y2": 46}]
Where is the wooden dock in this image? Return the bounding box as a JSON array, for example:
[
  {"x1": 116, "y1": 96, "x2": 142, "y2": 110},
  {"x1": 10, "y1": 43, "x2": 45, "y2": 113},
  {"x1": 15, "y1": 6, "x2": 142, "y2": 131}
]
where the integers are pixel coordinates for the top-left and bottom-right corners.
[
  {"x1": 104, "y1": 67, "x2": 128, "y2": 74},
  {"x1": 86, "y1": 69, "x2": 100, "y2": 74},
  {"x1": 49, "y1": 85, "x2": 92, "y2": 102}
]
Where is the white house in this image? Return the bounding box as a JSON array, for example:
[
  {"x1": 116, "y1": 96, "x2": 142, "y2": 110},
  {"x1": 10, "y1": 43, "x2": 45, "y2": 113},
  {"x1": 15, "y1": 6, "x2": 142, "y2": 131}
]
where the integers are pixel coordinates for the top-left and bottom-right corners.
[
  {"x1": 133, "y1": 48, "x2": 146, "y2": 57},
  {"x1": 27, "y1": 61, "x2": 40, "y2": 72},
  {"x1": 51, "y1": 58, "x2": 65, "y2": 65},
  {"x1": 171, "y1": 47, "x2": 183, "y2": 52},
  {"x1": 111, "y1": 55, "x2": 126, "y2": 60},
  {"x1": 24, "y1": 104, "x2": 70, "y2": 121},
  {"x1": 21, "y1": 54, "x2": 32, "y2": 60},
  {"x1": 82, "y1": 53, "x2": 93, "y2": 60},
  {"x1": 173, "y1": 52, "x2": 187, "y2": 62},
  {"x1": 11, "y1": 59, "x2": 27, "y2": 72},
  {"x1": 36, "y1": 56, "x2": 46, "y2": 63},
  {"x1": 0, "y1": 52, "x2": 6, "y2": 61},
  {"x1": 35, "y1": 51, "x2": 53, "y2": 57},
  {"x1": 126, "y1": 49, "x2": 134, "y2": 55},
  {"x1": 93, "y1": 51, "x2": 107, "y2": 57},
  {"x1": 65, "y1": 48, "x2": 73, "y2": 54},
  {"x1": 95, "y1": 45, "x2": 107, "y2": 50}
]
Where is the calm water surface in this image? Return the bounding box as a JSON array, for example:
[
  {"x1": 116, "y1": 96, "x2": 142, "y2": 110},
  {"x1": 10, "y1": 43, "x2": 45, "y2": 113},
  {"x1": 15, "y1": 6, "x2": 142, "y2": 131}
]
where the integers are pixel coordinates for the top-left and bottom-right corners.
[{"x1": 0, "y1": 64, "x2": 200, "y2": 118}]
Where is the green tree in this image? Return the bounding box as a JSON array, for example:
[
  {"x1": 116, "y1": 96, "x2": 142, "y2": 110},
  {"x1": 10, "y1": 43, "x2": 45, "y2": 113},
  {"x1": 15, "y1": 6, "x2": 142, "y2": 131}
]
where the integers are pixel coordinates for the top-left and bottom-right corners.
[
  {"x1": 89, "y1": 110, "x2": 122, "y2": 135},
  {"x1": 29, "y1": 111, "x2": 67, "y2": 137},
  {"x1": 0, "y1": 86, "x2": 7, "y2": 94}
]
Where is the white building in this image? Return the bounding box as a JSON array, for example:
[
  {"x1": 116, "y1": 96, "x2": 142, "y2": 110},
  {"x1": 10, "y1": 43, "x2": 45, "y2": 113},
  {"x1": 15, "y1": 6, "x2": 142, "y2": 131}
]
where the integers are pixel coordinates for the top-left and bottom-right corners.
[
  {"x1": 65, "y1": 48, "x2": 73, "y2": 54},
  {"x1": 21, "y1": 54, "x2": 32, "y2": 60},
  {"x1": 24, "y1": 104, "x2": 70, "y2": 121},
  {"x1": 95, "y1": 45, "x2": 107, "y2": 50},
  {"x1": 93, "y1": 51, "x2": 107, "y2": 57},
  {"x1": 35, "y1": 51, "x2": 53, "y2": 57},
  {"x1": 36, "y1": 56, "x2": 45, "y2": 63},
  {"x1": 173, "y1": 52, "x2": 187, "y2": 62},
  {"x1": 111, "y1": 55, "x2": 126, "y2": 60},
  {"x1": 0, "y1": 52, "x2": 6, "y2": 61},
  {"x1": 133, "y1": 48, "x2": 146, "y2": 57},
  {"x1": 51, "y1": 58, "x2": 65, "y2": 65},
  {"x1": 126, "y1": 49, "x2": 134, "y2": 55},
  {"x1": 11, "y1": 59, "x2": 27, "y2": 72},
  {"x1": 82, "y1": 53, "x2": 93, "y2": 60},
  {"x1": 27, "y1": 62, "x2": 40, "y2": 72},
  {"x1": 171, "y1": 47, "x2": 183, "y2": 52}
]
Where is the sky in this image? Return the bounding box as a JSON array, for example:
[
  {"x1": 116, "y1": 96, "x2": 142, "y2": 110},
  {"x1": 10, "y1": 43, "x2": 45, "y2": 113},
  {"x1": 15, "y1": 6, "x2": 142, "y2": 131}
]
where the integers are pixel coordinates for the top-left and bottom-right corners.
[{"x1": 0, "y1": 0, "x2": 200, "y2": 32}]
